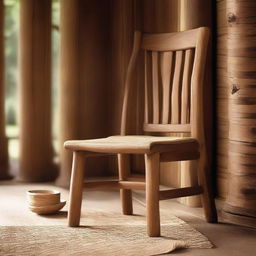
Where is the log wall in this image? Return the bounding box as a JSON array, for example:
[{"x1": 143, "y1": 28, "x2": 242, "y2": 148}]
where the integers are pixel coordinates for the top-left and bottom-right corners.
[{"x1": 224, "y1": 0, "x2": 256, "y2": 221}]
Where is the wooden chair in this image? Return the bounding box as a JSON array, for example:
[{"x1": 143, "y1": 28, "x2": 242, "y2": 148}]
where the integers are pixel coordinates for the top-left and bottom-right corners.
[{"x1": 65, "y1": 27, "x2": 218, "y2": 237}]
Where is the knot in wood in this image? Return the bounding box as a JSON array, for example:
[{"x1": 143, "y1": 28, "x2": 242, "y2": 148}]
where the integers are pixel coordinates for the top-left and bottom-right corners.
[
  {"x1": 231, "y1": 84, "x2": 240, "y2": 95},
  {"x1": 227, "y1": 12, "x2": 236, "y2": 23}
]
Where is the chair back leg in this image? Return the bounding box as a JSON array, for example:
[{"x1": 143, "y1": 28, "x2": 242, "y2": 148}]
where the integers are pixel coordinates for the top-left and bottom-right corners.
[
  {"x1": 118, "y1": 154, "x2": 133, "y2": 215},
  {"x1": 68, "y1": 151, "x2": 85, "y2": 227},
  {"x1": 145, "y1": 153, "x2": 160, "y2": 237},
  {"x1": 197, "y1": 156, "x2": 218, "y2": 223}
]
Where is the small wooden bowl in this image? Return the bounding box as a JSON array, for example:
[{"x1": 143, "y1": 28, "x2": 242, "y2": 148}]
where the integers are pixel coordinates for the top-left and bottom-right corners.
[
  {"x1": 27, "y1": 190, "x2": 60, "y2": 207},
  {"x1": 29, "y1": 201, "x2": 66, "y2": 215}
]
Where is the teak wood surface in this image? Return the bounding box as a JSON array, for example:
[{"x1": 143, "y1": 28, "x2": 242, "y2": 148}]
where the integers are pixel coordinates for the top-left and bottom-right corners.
[
  {"x1": 66, "y1": 27, "x2": 217, "y2": 237},
  {"x1": 223, "y1": 0, "x2": 256, "y2": 223}
]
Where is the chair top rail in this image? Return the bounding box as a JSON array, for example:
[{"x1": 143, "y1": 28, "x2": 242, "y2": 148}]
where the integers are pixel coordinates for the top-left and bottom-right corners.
[{"x1": 141, "y1": 28, "x2": 198, "y2": 52}]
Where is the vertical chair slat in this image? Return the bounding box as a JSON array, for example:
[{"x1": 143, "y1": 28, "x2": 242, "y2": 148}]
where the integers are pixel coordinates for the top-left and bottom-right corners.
[
  {"x1": 181, "y1": 49, "x2": 194, "y2": 124},
  {"x1": 160, "y1": 52, "x2": 173, "y2": 124},
  {"x1": 145, "y1": 51, "x2": 153, "y2": 123},
  {"x1": 144, "y1": 51, "x2": 149, "y2": 123},
  {"x1": 152, "y1": 51, "x2": 159, "y2": 124},
  {"x1": 171, "y1": 50, "x2": 184, "y2": 124}
]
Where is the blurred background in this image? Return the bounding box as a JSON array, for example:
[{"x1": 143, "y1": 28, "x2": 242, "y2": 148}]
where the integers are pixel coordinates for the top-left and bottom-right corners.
[{"x1": 4, "y1": 0, "x2": 60, "y2": 160}]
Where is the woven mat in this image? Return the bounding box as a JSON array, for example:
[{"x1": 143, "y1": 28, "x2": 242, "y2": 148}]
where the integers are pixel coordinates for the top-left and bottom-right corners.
[{"x1": 0, "y1": 210, "x2": 213, "y2": 256}]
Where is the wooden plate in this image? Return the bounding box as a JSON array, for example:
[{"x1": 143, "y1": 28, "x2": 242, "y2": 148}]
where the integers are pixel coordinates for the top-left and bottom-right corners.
[{"x1": 29, "y1": 201, "x2": 66, "y2": 215}]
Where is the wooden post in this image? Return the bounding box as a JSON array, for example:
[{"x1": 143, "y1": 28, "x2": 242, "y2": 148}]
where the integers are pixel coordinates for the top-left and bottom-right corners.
[
  {"x1": 0, "y1": 0, "x2": 11, "y2": 179},
  {"x1": 19, "y1": 0, "x2": 56, "y2": 181},
  {"x1": 56, "y1": 0, "x2": 80, "y2": 187},
  {"x1": 216, "y1": 0, "x2": 229, "y2": 199},
  {"x1": 179, "y1": 0, "x2": 213, "y2": 207},
  {"x1": 223, "y1": 0, "x2": 256, "y2": 226}
]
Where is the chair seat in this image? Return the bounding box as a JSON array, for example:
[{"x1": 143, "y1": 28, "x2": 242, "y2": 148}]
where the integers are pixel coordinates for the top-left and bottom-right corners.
[{"x1": 64, "y1": 135, "x2": 199, "y2": 154}]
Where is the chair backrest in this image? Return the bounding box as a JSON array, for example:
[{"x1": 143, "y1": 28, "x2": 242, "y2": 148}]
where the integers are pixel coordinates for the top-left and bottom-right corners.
[{"x1": 120, "y1": 27, "x2": 210, "y2": 141}]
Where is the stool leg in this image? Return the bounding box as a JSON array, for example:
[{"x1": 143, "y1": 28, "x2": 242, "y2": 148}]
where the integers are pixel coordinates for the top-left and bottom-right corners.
[
  {"x1": 68, "y1": 151, "x2": 85, "y2": 227},
  {"x1": 145, "y1": 153, "x2": 160, "y2": 237},
  {"x1": 198, "y1": 153, "x2": 218, "y2": 223},
  {"x1": 118, "y1": 154, "x2": 133, "y2": 215}
]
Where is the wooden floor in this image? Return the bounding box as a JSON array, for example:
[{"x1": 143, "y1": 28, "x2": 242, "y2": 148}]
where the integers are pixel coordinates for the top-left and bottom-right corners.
[{"x1": 0, "y1": 180, "x2": 255, "y2": 256}]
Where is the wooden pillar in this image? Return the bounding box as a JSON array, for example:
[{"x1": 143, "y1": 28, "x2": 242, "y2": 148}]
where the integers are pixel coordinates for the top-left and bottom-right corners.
[
  {"x1": 19, "y1": 0, "x2": 56, "y2": 181},
  {"x1": 110, "y1": 0, "x2": 136, "y2": 135},
  {"x1": 143, "y1": 0, "x2": 180, "y2": 33},
  {"x1": 216, "y1": 0, "x2": 229, "y2": 199},
  {"x1": 179, "y1": 0, "x2": 213, "y2": 207},
  {"x1": 223, "y1": 0, "x2": 256, "y2": 226},
  {"x1": 56, "y1": 0, "x2": 80, "y2": 187},
  {"x1": 0, "y1": 0, "x2": 11, "y2": 179}
]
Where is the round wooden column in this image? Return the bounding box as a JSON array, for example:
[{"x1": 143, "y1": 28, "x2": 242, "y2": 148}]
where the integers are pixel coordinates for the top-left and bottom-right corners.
[
  {"x1": 56, "y1": 0, "x2": 80, "y2": 187},
  {"x1": 179, "y1": 0, "x2": 212, "y2": 207},
  {"x1": 19, "y1": 0, "x2": 56, "y2": 181},
  {"x1": 223, "y1": 0, "x2": 256, "y2": 226},
  {"x1": 0, "y1": 0, "x2": 11, "y2": 179}
]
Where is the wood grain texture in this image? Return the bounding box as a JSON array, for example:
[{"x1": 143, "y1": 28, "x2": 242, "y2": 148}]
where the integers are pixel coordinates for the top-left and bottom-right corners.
[
  {"x1": 65, "y1": 135, "x2": 198, "y2": 154},
  {"x1": 179, "y1": 0, "x2": 213, "y2": 207},
  {"x1": 159, "y1": 186, "x2": 203, "y2": 201},
  {"x1": 0, "y1": 0, "x2": 10, "y2": 180},
  {"x1": 190, "y1": 28, "x2": 217, "y2": 220},
  {"x1": 216, "y1": 0, "x2": 229, "y2": 199},
  {"x1": 144, "y1": 51, "x2": 150, "y2": 123},
  {"x1": 83, "y1": 180, "x2": 145, "y2": 190},
  {"x1": 171, "y1": 51, "x2": 184, "y2": 124},
  {"x1": 118, "y1": 154, "x2": 133, "y2": 215},
  {"x1": 145, "y1": 153, "x2": 160, "y2": 237},
  {"x1": 152, "y1": 51, "x2": 160, "y2": 124},
  {"x1": 57, "y1": 0, "x2": 80, "y2": 186},
  {"x1": 142, "y1": 30, "x2": 197, "y2": 51},
  {"x1": 110, "y1": 0, "x2": 138, "y2": 136},
  {"x1": 181, "y1": 49, "x2": 194, "y2": 124},
  {"x1": 57, "y1": 0, "x2": 111, "y2": 187},
  {"x1": 68, "y1": 151, "x2": 85, "y2": 227},
  {"x1": 78, "y1": 0, "x2": 111, "y2": 178},
  {"x1": 19, "y1": 0, "x2": 56, "y2": 182},
  {"x1": 224, "y1": 0, "x2": 256, "y2": 220},
  {"x1": 143, "y1": 124, "x2": 191, "y2": 133},
  {"x1": 160, "y1": 51, "x2": 173, "y2": 124}
]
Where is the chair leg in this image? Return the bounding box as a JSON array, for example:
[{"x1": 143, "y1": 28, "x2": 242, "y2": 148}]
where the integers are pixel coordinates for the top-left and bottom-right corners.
[
  {"x1": 118, "y1": 154, "x2": 133, "y2": 215},
  {"x1": 198, "y1": 154, "x2": 218, "y2": 223},
  {"x1": 68, "y1": 151, "x2": 85, "y2": 227},
  {"x1": 144, "y1": 153, "x2": 160, "y2": 237}
]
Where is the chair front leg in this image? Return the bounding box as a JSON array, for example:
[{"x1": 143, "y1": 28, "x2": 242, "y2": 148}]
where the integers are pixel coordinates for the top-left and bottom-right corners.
[
  {"x1": 144, "y1": 153, "x2": 160, "y2": 237},
  {"x1": 118, "y1": 154, "x2": 133, "y2": 215},
  {"x1": 68, "y1": 151, "x2": 85, "y2": 227}
]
